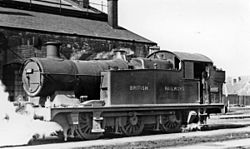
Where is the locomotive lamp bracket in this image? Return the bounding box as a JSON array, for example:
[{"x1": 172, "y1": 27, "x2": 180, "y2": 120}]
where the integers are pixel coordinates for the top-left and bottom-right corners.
[
  {"x1": 26, "y1": 68, "x2": 33, "y2": 74},
  {"x1": 154, "y1": 63, "x2": 158, "y2": 69}
]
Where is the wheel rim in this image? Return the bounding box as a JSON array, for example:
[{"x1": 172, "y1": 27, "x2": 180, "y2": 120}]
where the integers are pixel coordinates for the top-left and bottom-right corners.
[
  {"x1": 120, "y1": 115, "x2": 144, "y2": 136},
  {"x1": 76, "y1": 113, "x2": 103, "y2": 140},
  {"x1": 161, "y1": 115, "x2": 181, "y2": 133}
]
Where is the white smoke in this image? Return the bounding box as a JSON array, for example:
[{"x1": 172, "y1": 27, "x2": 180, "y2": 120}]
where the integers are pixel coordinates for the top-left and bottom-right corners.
[{"x1": 0, "y1": 81, "x2": 62, "y2": 147}]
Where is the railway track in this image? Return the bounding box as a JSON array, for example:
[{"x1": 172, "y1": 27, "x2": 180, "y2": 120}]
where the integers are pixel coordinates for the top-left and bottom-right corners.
[
  {"x1": 3, "y1": 126, "x2": 250, "y2": 149},
  {"x1": 1, "y1": 121, "x2": 247, "y2": 148},
  {"x1": 2, "y1": 112, "x2": 250, "y2": 149}
]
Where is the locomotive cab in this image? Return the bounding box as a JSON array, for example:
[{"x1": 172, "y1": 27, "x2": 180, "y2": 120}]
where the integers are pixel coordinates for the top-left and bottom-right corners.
[{"x1": 146, "y1": 50, "x2": 225, "y2": 105}]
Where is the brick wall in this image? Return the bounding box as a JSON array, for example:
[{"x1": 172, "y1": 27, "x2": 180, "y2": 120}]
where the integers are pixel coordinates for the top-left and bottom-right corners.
[{"x1": 0, "y1": 28, "x2": 152, "y2": 63}]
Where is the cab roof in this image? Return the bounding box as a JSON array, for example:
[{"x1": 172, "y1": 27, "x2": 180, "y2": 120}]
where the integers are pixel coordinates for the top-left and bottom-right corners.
[
  {"x1": 147, "y1": 50, "x2": 213, "y2": 63},
  {"x1": 173, "y1": 51, "x2": 213, "y2": 63}
]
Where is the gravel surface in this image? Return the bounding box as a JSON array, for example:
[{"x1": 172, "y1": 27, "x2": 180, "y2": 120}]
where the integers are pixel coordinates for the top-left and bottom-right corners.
[
  {"x1": 4, "y1": 125, "x2": 250, "y2": 149},
  {"x1": 74, "y1": 127, "x2": 250, "y2": 149}
]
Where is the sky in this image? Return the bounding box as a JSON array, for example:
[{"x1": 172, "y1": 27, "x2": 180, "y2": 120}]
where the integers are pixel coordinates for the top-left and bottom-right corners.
[{"x1": 91, "y1": 0, "x2": 250, "y2": 77}]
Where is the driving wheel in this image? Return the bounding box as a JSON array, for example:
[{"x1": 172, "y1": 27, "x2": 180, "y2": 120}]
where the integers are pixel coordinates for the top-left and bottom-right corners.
[
  {"x1": 120, "y1": 115, "x2": 144, "y2": 136},
  {"x1": 161, "y1": 114, "x2": 181, "y2": 133},
  {"x1": 76, "y1": 113, "x2": 103, "y2": 140}
]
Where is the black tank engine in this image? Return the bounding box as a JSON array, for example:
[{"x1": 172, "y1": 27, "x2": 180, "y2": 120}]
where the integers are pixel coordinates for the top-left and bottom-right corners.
[{"x1": 22, "y1": 42, "x2": 225, "y2": 140}]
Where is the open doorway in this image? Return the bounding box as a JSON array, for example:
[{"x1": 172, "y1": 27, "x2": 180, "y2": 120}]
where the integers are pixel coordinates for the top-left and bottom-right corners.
[
  {"x1": 194, "y1": 62, "x2": 210, "y2": 104},
  {"x1": 2, "y1": 62, "x2": 26, "y2": 101}
]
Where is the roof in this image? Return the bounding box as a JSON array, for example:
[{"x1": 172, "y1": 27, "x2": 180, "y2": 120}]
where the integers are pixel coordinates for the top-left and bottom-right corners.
[
  {"x1": 226, "y1": 76, "x2": 250, "y2": 96},
  {"x1": 0, "y1": 5, "x2": 155, "y2": 44},
  {"x1": 173, "y1": 51, "x2": 213, "y2": 63}
]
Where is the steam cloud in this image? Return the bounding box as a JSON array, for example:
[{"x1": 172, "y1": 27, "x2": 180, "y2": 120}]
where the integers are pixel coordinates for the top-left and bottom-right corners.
[{"x1": 0, "y1": 80, "x2": 62, "y2": 147}]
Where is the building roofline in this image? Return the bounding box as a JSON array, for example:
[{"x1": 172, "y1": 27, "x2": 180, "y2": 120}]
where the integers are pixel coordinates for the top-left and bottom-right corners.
[{"x1": 0, "y1": 26, "x2": 157, "y2": 45}]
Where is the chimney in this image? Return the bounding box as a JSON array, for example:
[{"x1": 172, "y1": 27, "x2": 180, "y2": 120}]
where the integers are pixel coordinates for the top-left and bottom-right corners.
[
  {"x1": 107, "y1": 0, "x2": 118, "y2": 28},
  {"x1": 78, "y1": 0, "x2": 89, "y2": 8},
  {"x1": 44, "y1": 42, "x2": 61, "y2": 58},
  {"x1": 233, "y1": 78, "x2": 237, "y2": 84}
]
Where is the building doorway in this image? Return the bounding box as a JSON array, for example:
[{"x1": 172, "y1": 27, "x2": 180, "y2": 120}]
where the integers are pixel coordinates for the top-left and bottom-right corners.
[{"x1": 2, "y1": 62, "x2": 26, "y2": 101}]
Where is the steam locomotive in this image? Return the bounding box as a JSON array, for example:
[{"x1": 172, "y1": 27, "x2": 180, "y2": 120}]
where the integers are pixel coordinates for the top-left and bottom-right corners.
[{"x1": 22, "y1": 42, "x2": 225, "y2": 140}]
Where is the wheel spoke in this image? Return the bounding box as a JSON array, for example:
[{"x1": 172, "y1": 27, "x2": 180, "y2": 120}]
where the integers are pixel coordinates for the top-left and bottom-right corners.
[
  {"x1": 80, "y1": 124, "x2": 88, "y2": 130},
  {"x1": 83, "y1": 127, "x2": 89, "y2": 133},
  {"x1": 128, "y1": 125, "x2": 133, "y2": 133},
  {"x1": 132, "y1": 125, "x2": 136, "y2": 132}
]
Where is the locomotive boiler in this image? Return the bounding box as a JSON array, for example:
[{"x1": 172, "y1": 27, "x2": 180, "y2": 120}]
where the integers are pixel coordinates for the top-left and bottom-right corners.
[
  {"x1": 22, "y1": 42, "x2": 225, "y2": 140},
  {"x1": 22, "y1": 42, "x2": 128, "y2": 101}
]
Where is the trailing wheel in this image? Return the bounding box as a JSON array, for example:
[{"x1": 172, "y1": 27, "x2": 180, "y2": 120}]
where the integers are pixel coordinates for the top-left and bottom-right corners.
[
  {"x1": 161, "y1": 114, "x2": 181, "y2": 133},
  {"x1": 120, "y1": 115, "x2": 144, "y2": 136},
  {"x1": 76, "y1": 113, "x2": 103, "y2": 140}
]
